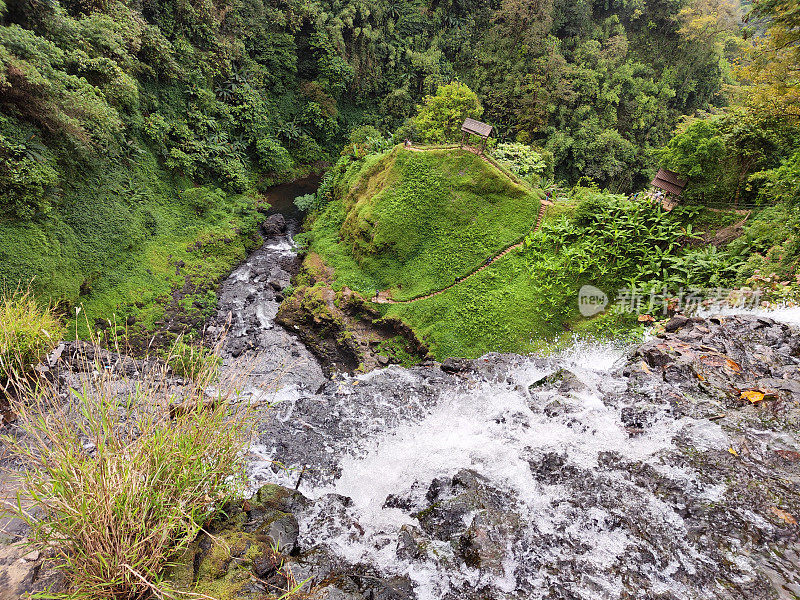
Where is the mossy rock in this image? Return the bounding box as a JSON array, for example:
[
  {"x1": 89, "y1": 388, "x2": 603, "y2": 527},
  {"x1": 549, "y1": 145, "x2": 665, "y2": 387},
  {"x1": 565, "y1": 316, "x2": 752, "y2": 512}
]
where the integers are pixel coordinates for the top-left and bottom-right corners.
[{"x1": 166, "y1": 484, "x2": 309, "y2": 599}]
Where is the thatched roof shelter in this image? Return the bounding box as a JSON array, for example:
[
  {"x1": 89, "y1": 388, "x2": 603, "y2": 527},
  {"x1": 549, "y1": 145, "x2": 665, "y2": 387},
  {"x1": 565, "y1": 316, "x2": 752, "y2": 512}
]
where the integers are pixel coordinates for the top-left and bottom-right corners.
[{"x1": 461, "y1": 118, "x2": 493, "y2": 154}]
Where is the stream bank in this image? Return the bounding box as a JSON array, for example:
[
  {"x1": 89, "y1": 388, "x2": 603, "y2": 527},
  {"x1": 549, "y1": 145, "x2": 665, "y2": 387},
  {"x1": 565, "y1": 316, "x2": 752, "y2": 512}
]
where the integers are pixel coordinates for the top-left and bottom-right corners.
[
  {"x1": 181, "y1": 312, "x2": 800, "y2": 600},
  {"x1": 3, "y1": 188, "x2": 800, "y2": 599}
]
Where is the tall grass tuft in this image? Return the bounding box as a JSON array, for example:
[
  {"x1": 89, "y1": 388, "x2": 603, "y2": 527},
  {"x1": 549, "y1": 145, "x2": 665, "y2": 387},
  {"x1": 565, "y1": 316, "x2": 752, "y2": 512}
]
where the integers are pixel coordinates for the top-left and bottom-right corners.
[
  {"x1": 161, "y1": 337, "x2": 222, "y2": 384},
  {"x1": 0, "y1": 287, "x2": 63, "y2": 393},
  {"x1": 4, "y1": 343, "x2": 255, "y2": 599}
]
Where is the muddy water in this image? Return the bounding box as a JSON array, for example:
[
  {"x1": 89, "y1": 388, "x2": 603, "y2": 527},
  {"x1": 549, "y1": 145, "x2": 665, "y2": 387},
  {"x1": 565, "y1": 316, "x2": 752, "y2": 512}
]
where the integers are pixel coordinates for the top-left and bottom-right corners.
[{"x1": 262, "y1": 174, "x2": 322, "y2": 221}]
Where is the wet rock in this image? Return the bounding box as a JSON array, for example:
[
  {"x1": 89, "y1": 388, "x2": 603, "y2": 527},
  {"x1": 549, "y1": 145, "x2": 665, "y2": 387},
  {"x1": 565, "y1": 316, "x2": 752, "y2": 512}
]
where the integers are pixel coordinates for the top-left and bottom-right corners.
[
  {"x1": 441, "y1": 358, "x2": 472, "y2": 373},
  {"x1": 245, "y1": 314, "x2": 800, "y2": 599},
  {"x1": 355, "y1": 575, "x2": 415, "y2": 600},
  {"x1": 665, "y1": 314, "x2": 690, "y2": 332},
  {"x1": 395, "y1": 524, "x2": 428, "y2": 561},
  {"x1": 262, "y1": 213, "x2": 287, "y2": 236},
  {"x1": 167, "y1": 485, "x2": 312, "y2": 599},
  {"x1": 415, "y1": 470, "x2": 514, "y2": 543},
  {"x1": 529, "y1": 367, "x2": 587, "y2": 393},
  {"x1": 308, "y1": 585, "x2": 364, "y2": 600},
  {"x1": 251, "y1": 483, "x2": 310, "y2": 514},
  {"x1": 263, "y1": 513, "x2": 300, "y2": 554},
  {"x1": 459, "y1": 508, "x2": 520, "y2": 576},
  {"x1": 541, "y1": 398, "x2": 566, "y2": 418},
  {"x1": 628, "y1": 314, "x2": 800, "y2": 414},
  {"x1": 208, "y1": 226, "x2": 326, "y2": 392}
]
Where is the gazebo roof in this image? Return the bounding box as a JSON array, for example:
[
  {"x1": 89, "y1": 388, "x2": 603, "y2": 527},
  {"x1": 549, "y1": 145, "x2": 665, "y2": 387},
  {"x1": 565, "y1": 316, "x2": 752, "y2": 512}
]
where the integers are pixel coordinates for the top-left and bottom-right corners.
[
  {"x1": 651, "y1": 168, "x2": 688, "y2": 196},
  {"x1": 461, "y1": 118, "x2": 493, "y2": 138}
]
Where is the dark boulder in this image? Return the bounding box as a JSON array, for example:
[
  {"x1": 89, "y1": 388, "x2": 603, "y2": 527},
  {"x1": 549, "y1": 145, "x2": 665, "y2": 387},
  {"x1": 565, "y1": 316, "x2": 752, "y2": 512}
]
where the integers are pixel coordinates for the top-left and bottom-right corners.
[{"x1": 261, "y1": 214, "x2": 287, "y2": 236}]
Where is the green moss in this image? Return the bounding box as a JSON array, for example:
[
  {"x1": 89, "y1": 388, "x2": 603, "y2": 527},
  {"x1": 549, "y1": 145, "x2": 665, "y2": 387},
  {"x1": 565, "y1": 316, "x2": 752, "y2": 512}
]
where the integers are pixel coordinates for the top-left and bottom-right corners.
[{"x1": 374, "y1": 336, "x2": 423, "y2": 367}]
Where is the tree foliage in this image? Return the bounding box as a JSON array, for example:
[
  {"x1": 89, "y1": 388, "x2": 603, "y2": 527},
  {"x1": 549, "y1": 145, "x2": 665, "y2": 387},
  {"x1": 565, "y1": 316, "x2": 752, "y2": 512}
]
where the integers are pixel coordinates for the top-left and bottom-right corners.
[{"x1": 411, "y1": 81, "x2": 482, "y2": 143}]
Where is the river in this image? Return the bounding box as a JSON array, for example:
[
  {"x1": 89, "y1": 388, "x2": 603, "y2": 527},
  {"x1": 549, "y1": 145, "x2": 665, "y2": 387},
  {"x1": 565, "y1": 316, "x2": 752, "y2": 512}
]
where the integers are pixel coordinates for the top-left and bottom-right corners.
[{"x1": 208, "y1": 196, "x2": 800, "y2": 600}]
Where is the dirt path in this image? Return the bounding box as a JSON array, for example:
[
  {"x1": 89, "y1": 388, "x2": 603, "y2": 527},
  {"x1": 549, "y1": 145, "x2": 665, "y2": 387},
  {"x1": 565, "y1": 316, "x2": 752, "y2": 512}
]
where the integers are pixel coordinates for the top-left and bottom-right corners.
[{"x1": 373, "y1": 198, "x2": 550, "y2": 304}]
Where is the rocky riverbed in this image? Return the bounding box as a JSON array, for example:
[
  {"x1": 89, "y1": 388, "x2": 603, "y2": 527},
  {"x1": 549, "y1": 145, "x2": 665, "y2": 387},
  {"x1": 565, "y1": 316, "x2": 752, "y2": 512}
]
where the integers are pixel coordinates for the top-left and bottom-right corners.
[
  {"x1": 2, "y1": 217, "x2": 800, "y2": 600},
  {"x1": 216, "y1": 312, "x2": 799, "y2": 600}
]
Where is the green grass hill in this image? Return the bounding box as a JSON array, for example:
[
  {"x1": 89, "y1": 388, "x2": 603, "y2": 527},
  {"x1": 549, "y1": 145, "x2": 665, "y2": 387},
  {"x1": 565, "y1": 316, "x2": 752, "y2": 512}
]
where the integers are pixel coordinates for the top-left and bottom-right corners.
[
  {"x1": 302, "y1": 147, "x2": 749, "y2": 360},
  {"x1": 309, "y1": 146, "x2": 543, "y2": 302}
]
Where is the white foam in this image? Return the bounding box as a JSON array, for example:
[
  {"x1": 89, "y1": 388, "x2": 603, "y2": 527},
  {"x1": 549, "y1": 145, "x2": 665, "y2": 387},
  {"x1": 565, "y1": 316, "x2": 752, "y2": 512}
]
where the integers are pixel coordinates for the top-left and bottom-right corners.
[
  {"x1": 284, "y1": 347, "x2": 731, "y2": 598},
  {"x1": 698, "y1": 305, "x2": 800, "y2": 327}
]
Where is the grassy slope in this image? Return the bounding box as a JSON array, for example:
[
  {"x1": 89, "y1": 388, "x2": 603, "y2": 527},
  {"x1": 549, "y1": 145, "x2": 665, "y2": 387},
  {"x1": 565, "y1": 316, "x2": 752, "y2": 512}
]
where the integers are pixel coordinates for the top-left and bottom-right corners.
[
  {"x1": 384, "y1": 203, "x2": 749, "y2": 359},
  {"x1": 0, "y1": 151, "x2": 262, "y2": 339},
  {"x1": 311, "y1": 146, "x2": 542, "y2": 301},
  {"x1": 308, "y1": 151, "x2": 750, "y2": 360},
  {"x1": 307, "y1": 146, "x2": 548, "y2": 358}
]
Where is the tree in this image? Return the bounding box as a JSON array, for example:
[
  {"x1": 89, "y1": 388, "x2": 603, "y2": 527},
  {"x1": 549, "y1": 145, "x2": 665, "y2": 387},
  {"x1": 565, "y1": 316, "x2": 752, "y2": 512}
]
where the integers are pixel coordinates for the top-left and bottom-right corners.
[
  {"x1": 657, "y1": 117, "x2": 729, "y2": 204},
  {"x1": 739, "y1": 0, "x2": 800, "y2": 124},
  {"x1": 411, "y1": 81, "x2": 482, "y2": 143}
]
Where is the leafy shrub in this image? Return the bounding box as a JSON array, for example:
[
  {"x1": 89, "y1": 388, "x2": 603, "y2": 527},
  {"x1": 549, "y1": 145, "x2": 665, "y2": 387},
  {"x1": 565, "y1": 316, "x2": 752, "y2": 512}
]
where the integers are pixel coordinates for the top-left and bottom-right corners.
[
  {"x1": 290, "y1": 134, "x2": 325, "y2": 164},
  {"x1": 0, "y1": 133, "x2": 59, "y2": 219},
  {"x1": 492, "y1": 142, "x2": 548, "y2": 180},
  {"x1": 0, "y1": 287, "x2": 62, "y2": 390},
  {"x1": 294, "y1": 192, "x2": 315, "y2": 211},
  {"x1": 343, "y1": 125, "x2": 390, "y2": 157},
  {"x1": 255, "y1": 137, "x2": 294, "y2": 174},
  {"x1": 181, "y1": 185, "x2": 225, "y2": 214},
  {"x1": 4, "y1": 351, "x2": 252, "y2": 599}
]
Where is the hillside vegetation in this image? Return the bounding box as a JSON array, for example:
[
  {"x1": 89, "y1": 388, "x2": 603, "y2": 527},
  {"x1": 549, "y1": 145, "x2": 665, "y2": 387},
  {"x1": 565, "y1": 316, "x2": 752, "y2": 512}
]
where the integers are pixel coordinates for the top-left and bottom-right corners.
[
  {"x1": 308, "y1": 146, "x2": 542, "y2": 301},
  {"x1": 301, "y1": 149, "x2": 764, "y2": 359},
  {"x1": 0, "y1": 0, "x2": 797, "y2": 351}
]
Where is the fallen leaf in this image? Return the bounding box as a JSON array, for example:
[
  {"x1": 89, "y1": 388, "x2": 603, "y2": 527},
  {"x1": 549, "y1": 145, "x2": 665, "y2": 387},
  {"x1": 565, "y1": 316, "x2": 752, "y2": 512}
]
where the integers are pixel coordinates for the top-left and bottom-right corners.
[
  {"x1": 769, "y1": 507, "x2": 797, "y2": 525},
  {"x1": 725, "y1": 358, "x2": 741, "y2": 372},
  {"x1": 775, "y1": 450, "x2": 800, "y2": 462},
  {"x1": 741, "y1": 390, "x2": 765, "y2": 404},
  {"x1": 697, "y1": 373, "x2": 706, "y2": 382},
  {"x1": 639, "y1": 360, "x2": 651, "y2": 374},
  {"x1": 728, "y1": 447, "x2": 739, "y2": 457},
  {"x1": 638, "y1": 314, "x2": 655, "y2": 322},
  {"x1": 352, "y1": 380, "x2": 359, "y2": 385}
]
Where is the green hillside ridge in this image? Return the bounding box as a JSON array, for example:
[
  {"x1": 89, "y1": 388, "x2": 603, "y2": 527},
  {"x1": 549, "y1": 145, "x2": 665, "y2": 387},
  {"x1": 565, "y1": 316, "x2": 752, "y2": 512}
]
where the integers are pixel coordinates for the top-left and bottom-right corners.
[{"x1": 308, "y1": 146, "x2": 542, "y2": 302}]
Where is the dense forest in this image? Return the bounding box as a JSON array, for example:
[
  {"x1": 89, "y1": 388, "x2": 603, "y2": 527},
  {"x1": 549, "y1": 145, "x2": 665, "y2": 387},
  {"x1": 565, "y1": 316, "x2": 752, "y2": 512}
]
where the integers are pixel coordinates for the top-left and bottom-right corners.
[
  {"x1": 0, "y1": 0, "x2": 798, "y2": 336},
  {"x1": 2, "y1": 1, "x2": 800, "y2": 597}
]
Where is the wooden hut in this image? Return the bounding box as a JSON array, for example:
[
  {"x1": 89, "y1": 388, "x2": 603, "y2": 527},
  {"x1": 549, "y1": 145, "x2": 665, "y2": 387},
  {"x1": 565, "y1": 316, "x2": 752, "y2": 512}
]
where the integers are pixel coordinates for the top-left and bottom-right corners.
[
  {"x1": 650, "y1": 168, "x2": 688, "y2": 210},
  {"x1": 460, "y1": 118, "x2": 493, "y2": 154}
]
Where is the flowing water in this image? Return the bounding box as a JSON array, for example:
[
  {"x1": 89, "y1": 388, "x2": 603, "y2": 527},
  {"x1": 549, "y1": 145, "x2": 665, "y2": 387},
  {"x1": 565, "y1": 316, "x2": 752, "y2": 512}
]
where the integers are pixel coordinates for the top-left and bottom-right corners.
[{"x1": 217, "y1": 210, "x2": 800, "y2": 599}]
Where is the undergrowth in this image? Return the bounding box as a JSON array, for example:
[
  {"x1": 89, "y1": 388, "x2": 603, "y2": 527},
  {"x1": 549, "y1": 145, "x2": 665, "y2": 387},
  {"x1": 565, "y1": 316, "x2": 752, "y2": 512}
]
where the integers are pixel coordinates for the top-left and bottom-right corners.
[
  {"x1": 0, "y1": 287, "x2": 62, "y2": 392},
  {"x1": 3, "y1": 338, "x2": 254, "y2": 599}
]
